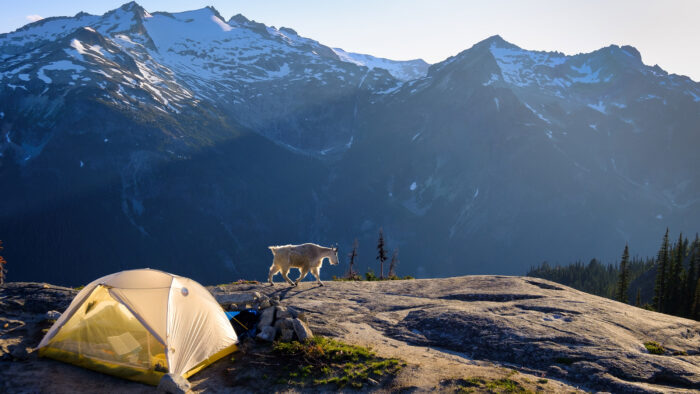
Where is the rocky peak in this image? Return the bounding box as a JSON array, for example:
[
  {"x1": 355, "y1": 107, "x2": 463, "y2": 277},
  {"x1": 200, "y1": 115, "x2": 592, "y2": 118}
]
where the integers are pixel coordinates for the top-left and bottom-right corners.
[
  {"x1": 480, "y1": 34, "x2": 519, "y2": 49},
  {"x1": 116, "y1": 1, "x2": 148, "y2": 16},
  {"x1": 103, "y1": 1, "x2": 148, "y2": 23},
  {"x1": 228, "y1": 13, "x2": 250, "y2": 25},
  {"x1": 620, "y1": 44, "x2": 642, "y2": 62},
  {"x1": 205, "y1": 5, "x2": 226, "y2": 22}
]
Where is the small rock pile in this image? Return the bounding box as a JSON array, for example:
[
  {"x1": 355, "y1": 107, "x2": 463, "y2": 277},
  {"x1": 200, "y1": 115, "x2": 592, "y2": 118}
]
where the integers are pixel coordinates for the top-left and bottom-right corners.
[{"x1": 218, "y1": 291, "x2": 313, "y2": 343}]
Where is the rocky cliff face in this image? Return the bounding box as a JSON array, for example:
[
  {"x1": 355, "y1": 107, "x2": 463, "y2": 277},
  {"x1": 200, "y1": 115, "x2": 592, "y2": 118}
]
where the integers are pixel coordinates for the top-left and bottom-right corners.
[
  {"x1": 1, "y1": 2, "x2": 699, "y2": 285},
  {"x1": 1, "y1": 277, "x2": 699, "y2": 393}
]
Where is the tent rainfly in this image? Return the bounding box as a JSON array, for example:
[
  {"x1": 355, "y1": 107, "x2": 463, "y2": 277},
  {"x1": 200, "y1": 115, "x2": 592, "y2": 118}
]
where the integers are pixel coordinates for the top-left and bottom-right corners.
[{"x1": 37, "y1": 269, "x2": 238, "y2": 385}]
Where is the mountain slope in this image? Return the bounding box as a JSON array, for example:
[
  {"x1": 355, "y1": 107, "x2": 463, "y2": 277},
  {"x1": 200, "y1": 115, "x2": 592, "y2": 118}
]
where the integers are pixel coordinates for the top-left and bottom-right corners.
[
  {"x1": 0, "y1": 4, "x2": 699, "y2": 285},
  {"x1": 326, "y1": 35, "x2": 700, "y2": 275}
]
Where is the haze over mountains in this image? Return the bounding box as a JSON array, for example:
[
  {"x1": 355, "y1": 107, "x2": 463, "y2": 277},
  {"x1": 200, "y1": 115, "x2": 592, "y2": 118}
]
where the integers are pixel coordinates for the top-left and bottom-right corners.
[{"x1": 1, "y1": 2, "x2": 699, "y2": 285}]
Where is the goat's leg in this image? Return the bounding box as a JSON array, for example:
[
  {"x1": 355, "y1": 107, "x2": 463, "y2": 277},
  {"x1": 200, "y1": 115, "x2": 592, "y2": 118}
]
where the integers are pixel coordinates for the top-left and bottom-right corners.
[
  {"x1": 268, "y1": 265, "x2": 279, "y2": 286},
  {"x1": 294, "y1": 267, "x2": 309, "y2": 286},
  {"x1": 311, "y1": 267, "x2": 323, "y2": 286},
  {"x1": 280, "y1": 268, "x2": 296, "y2": 286}
]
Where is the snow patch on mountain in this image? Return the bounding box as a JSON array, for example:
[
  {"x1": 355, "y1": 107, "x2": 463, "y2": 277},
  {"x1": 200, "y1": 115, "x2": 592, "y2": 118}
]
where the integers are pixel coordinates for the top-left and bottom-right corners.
[
  {"x1": 490, "y1": 42, "x2": 566, "y2": 87},
  {"x1": 332, "y1": 47, "x2": 428, "y2": 81},
  {"x1": 588, "y1": 101, "x2": 607, "y2": 114},
  {"x1": 570, "y1": 63, "x2": 602, "y2": 84},
  {"x1": 524, "y1": 103, "x2": 551, "y2": 123},
  {"x1": 37, "y1": 61, "x2": 86, "y2": 84}
]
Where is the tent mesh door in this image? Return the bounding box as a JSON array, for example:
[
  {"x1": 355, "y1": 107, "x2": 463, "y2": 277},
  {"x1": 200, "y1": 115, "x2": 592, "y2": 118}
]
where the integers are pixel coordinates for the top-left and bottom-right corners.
[{"x1": 46, "y1": 285, "x2": 167, "y2": 371}]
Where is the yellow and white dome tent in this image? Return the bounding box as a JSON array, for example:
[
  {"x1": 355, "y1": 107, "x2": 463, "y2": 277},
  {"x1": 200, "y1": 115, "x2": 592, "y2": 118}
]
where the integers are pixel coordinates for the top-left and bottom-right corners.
[{"x1": 37, "y1": 269, "x2": 238, "y2": 385}]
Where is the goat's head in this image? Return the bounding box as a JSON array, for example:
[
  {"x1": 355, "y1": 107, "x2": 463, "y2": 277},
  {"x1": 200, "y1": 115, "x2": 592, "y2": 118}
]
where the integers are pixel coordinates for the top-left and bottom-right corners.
[{"x1": 329, "y1": 245, "x2": 339, "y2": 265}]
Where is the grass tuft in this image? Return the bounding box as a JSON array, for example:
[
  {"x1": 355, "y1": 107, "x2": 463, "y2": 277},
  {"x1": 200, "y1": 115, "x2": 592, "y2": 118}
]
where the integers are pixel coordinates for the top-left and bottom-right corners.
[
  {"x1": 271, "y1": 337, "x2": 404, "y2": 388},
  {"x1": 644, "y1": 341, "x2": 665, "y2": 355},
  {"x1": 457, "y1": 376, "x2": 532, "y2": 393}
]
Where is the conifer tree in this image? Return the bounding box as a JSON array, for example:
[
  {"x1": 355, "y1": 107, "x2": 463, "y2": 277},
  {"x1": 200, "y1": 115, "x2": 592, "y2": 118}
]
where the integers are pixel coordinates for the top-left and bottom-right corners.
[
  {"x1": 346, "y1": 239, "x2": 359, "y2": 280},
  {"x1": 668, "y1": 233, "x2": 685, "y2": 314},
  {"x1": 0, "y1": 240, "x2": 7, "y2": 286},
  {"x1": 653, "y1": 228, "x2": 671, "y2": 312},
  {"x1": 376, "y1": 228, "x2": 387, "y2": 279},
  {"x1": 616, "y1": 244, "x2": 630, "y2": 303},
  {"x1": 684, "y1": 236, "x2": 699, "y2": 316},
  {"x1": 635, "y1": 288, "x2": 641, "y2": 307},
  {"x1": 388, "y1": 248, "x2": 399, "y2": 278},
  {"x1": 692, "y1": 278, "x2": 700, "y2": 321}
]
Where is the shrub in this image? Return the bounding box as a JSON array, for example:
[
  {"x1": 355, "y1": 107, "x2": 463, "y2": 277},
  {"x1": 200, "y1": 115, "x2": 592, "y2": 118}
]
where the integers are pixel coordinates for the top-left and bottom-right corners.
[
  {"x1": 644, "y1": 341, "x2": 665, "y2": 355},
  {"x1": 365, "y1": 269, "x2": 379, "y2": 281}
]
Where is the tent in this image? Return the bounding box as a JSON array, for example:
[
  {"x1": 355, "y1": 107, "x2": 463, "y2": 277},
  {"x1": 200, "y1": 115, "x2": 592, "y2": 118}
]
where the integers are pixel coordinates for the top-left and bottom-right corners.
[{"x1": 38, "y1": 269, "x2": 238, "y2": 385}]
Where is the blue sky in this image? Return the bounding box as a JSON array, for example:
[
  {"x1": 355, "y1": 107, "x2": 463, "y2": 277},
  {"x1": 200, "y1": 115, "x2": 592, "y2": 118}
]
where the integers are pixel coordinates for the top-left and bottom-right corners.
[{"x1": 2, "y1": 0, "x2": 699, "y2": 81}]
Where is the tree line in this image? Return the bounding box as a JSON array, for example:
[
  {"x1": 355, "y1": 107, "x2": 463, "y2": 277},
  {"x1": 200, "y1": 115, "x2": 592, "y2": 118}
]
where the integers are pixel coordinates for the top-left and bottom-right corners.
[{"x1": 528, "y1": 229, "x2": 700, "y2": 321}]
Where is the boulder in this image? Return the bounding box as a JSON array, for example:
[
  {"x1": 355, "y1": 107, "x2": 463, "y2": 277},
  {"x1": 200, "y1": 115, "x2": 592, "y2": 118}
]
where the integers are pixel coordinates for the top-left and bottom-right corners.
[
  {"x1": 258, "y1": 298, "x2": 272, "y2": 309},
  {"x1": 292, "y1": 318, "x2": 313, "y2": 342},
  {"x1": 256, "y1": 325, "x2": 277, "y2": 342},
  {"x1": 275, "y1": 306, "x2": 292, "y2": 319},
  {"x1": 296, "y1": 311, "x2": 308, "y2": 324},
  {"x1": 257, "y1": 307, "x2": 275, "y2": 330},
  {"x1": 217, "y1": 292, "x2": 270, "y2": 311},
  {"x1": 287, "y1": 306, "x2": 301, "y2": 318},
  {"x1": 157, "y1": 373, "x2": 191, "y2": 394},
  {"x1": 274, "y1": 317, "x2": 294, "y2": 332},
  {"x1": 280, "y1": 328, "x2": 295, "y2": 342}
]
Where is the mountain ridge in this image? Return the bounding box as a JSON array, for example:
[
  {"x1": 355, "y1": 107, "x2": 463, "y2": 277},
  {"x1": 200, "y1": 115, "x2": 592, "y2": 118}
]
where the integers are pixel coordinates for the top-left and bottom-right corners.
[{"x1": 0, "y1": 2, "x2": 699, "y2": 285}]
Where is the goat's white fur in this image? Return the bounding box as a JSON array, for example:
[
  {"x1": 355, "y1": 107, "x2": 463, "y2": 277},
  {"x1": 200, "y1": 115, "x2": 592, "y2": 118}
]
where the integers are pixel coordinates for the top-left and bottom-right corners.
[{"x1": 268, "y1": 243, "x2": 338, "y2": 286}]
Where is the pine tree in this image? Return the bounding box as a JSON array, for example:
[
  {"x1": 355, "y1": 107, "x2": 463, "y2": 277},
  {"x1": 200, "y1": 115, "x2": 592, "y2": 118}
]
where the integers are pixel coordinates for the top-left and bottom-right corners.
[
  {"x1": 388, "y1": 248, "x2": 399, "y2": 278},
  {"x1": 616, "y1": 244, "x2": 630, "y2": 303},
  {"x1": 635, "y1": 288, "x2": 642, "y2": 307},
  {"x1": 376, "y1": 228, "x2": 388, "y2": 279},
  {"x1": 692, "y1": 278, "x2": 700, "y2": 321},
  {"x1": 653, "y1": 228, "x2": 671, "y2": 312},
  {"x1": 684, "y1": 236, "x2": 699, "y2": 317},
  {"x1": 0, "y1": 240, "x2": 7, "y2": 286},
  {"x1": 668, "y1": 233, "x2": 686, "y2": 314},
  {"x1": 346, "y1": 239, "x2": 359, "y2": 280}
]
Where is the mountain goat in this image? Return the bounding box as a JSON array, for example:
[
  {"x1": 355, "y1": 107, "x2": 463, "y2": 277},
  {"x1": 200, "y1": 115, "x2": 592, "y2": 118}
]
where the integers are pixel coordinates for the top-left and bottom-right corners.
[{"x1": 268, "y1": 243, "x2": 338, "y2": 286}]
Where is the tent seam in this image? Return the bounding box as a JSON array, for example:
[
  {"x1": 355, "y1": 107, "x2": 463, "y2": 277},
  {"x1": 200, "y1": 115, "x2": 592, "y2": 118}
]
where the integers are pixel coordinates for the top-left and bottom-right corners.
[{"x1": 165, "y1": 275, "x2": 174, "y2": 372}]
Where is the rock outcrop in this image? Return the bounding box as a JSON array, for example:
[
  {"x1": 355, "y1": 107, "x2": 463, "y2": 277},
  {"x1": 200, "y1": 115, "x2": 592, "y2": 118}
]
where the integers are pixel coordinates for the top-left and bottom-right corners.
[
  {"x1": 213, "y1": 276, "x2": 700, "y2": 392},
  {"x1": 2, "y1": 276, "x2": 699, "y2": 393}
]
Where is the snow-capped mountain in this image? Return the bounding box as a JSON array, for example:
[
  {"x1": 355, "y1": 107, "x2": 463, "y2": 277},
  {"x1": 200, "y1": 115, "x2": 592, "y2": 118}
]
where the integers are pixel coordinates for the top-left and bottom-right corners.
[
  {"x1": 331, "y1": 47, "x2": 429, "y2": 81},
  {"x1": 0, "y1": 2, "x2": 403, "y2": 154},
  {"x1": 1, "y1": 4, "x2": 698, "y2": 285}
]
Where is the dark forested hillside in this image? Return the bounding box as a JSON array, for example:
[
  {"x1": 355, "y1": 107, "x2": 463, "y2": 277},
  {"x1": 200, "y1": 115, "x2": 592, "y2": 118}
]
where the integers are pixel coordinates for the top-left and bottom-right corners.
[
  {"x1": 528, "y1": 230, "x2": 700, "y2": 320},
  {"x1": 527, "y1": 258, "x2": 654, "y2": 301}
]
